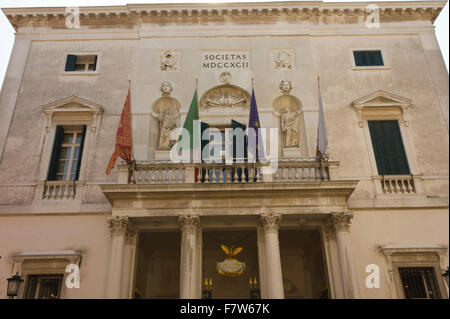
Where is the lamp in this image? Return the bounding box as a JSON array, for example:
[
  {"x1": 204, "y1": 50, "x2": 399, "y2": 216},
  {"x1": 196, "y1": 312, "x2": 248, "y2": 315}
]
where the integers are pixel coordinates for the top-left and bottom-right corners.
[{"x1": 7, "y1": 272, "x2": 23, "y2": 299}]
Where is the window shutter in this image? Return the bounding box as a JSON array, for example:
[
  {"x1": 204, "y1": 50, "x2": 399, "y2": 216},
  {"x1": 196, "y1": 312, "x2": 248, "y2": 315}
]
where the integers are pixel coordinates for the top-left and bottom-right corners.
[
  {"x1": 353, "y1": 51, "x2": 363, "y2": 66},
  {"x1": 368, "y1": 121, "x2": 410, "y2": 175},
  {"x1": 93, "y1": 55, "x2": 98, "y2": 71},
  {"x1": 231, "y1": 120, "x2": 248, "y2": 182},
  {"x1": 201, "y1": 121, "x2": 210, "y2": 161},
  {"x1": 74, "y1": 125, "x2": 87, "y2": 181},
  {"x1": 65, "y1": 54, "x2": 77, "y2": 71},
  {"x1": 354, "y1": 51, "x2": 384, "y2": 67},
  {"x1": 231, "y1": 120, "x2": 247, "y2": 161},
  {"x1": 373, "y1": 51, "x2": 384, "y2": 66},
  {"x1": 47, "y1": 126, "x2": 65, "y2": 180}
]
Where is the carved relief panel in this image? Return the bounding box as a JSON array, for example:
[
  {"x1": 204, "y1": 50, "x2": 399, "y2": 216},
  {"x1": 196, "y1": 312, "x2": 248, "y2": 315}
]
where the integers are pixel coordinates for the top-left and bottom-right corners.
[
  {"x1": 271, "y1": 49, "x2": 295, "y2": 71},
  {"x1": 157, "y1": 49, "x2": 180, "y2": 72}
]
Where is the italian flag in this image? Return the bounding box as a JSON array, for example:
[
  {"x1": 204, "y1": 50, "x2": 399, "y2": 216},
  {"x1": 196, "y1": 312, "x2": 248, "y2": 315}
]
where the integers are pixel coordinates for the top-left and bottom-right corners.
[{"x1": 176, "y1": 89, "x2": 201, "y2": 163}]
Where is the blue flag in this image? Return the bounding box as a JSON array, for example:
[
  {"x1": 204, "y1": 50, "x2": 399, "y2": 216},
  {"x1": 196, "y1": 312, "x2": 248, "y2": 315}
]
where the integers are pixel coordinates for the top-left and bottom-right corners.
[{"x1": 247, "y1": 88, "x2": 265, "y2": 160}]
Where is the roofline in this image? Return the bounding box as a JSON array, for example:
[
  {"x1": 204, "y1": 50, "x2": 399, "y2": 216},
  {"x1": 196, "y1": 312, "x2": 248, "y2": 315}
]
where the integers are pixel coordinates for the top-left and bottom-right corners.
[{"x1": 2, "y1": 0, "x2": 447, "y2": 31}]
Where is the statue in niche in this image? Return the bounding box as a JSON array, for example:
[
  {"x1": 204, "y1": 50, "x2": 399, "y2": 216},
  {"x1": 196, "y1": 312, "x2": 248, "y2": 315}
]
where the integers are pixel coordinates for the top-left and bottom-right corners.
[
  {"x1": 152, "y1": 82, "x2": 180, "y2": 150},
  {"x1": 281, "y1": 106, "x2": 299, "y2": 147}
]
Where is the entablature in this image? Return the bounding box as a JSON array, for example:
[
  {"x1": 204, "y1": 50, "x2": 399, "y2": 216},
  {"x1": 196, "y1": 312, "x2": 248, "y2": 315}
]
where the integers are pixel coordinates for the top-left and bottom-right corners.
[{"x1": 3, "y1": 1, "x2": 445, "y2": 31}]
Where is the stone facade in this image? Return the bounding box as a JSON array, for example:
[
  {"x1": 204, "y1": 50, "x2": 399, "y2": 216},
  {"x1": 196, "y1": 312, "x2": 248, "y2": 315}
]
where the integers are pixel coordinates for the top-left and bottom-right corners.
[{"x1": 0, "y1": 1, "x2": 448, "y2": 299}]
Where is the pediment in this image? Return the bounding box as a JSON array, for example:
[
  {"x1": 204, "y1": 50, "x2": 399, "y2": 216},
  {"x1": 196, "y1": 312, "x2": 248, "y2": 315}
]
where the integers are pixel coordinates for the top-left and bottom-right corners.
[
  {"x1": 351, "y1": 90, "x2": 411, "y2": 109},
  {"x1": 43, "y1": 96, "x2": 103, "y2": 115}
]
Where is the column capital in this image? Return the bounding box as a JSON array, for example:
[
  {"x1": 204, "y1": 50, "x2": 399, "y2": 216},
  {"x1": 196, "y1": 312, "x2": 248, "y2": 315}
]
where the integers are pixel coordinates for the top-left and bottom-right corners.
[
  {"x1": 178, "y1": 215, "x2": 200, "y2": 234},
  {"x1": 259, "y1": 214, "x2": 281, "y2": 233},
  {"x1": 125, "y1": 225, "x2": 137, "y2": 245},
  {"x1": 107, "y1": 216, "x2": 130, "y2": 237},
  {"x1": 328, "y1": 212, "x2": 353, "y2": 233}
]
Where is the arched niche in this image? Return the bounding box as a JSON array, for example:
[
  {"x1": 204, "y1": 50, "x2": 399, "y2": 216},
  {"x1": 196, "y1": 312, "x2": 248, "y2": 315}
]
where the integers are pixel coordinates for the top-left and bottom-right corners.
[
  {"x1": 150, "y1": 96, "x2": 181, "y2": 155},
  {"x1": 273, "y1": 95, "x2": 308, "y2": 158}
]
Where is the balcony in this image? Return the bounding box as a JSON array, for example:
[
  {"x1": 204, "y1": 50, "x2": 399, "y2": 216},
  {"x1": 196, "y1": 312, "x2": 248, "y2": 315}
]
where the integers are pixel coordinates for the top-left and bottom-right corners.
[
  {"x1": 101, "y1": 158, "x2": 358, "y2": 217},
  {"x1": 121, "y1": 159, "x2": 333, "y2": 185}
]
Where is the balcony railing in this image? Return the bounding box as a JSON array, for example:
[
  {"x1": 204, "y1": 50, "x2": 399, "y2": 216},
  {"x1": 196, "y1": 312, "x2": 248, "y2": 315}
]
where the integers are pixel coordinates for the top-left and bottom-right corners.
[
  {"x1": 381, "y1": 175, "x2": 416, "y2": 194},
  {"x1": 42, "y1": 181, "x2": 76, "y2": 199},
  {"x1": 126, "y1": 159, "x2": 331, "y2": 185}
]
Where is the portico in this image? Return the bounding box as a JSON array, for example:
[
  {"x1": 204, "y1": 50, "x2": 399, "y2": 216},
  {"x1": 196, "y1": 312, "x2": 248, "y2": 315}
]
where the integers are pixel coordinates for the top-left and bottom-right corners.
[{"x1": 101, "y1": 163, "x2": 360, "y2": 299}]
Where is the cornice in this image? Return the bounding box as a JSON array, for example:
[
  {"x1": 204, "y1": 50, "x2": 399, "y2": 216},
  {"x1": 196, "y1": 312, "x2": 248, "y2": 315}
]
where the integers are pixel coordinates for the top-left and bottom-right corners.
[{"x1": 2, "y1": 1, "x2": 446, "y2": 31}]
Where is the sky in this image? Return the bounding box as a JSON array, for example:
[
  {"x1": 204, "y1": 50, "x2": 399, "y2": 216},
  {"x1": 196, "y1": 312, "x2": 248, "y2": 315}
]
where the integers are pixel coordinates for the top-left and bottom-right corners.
[{"x1": 0, "y1": 0, "x2": 448, "y2": 90}]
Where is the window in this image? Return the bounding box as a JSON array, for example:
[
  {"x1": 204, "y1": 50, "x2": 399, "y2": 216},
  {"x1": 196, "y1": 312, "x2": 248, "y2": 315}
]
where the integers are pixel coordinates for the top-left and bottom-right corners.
[
  {"x1": 48, "y1": 125, "x2": 86, "y2": 181},
  {"x1": 368, "y1": 120, "x2": 410, "y2": 175},
  {"x1": 65, "y1": 54, "x2": 98, "y2": 72},
  {"x1": 399, "y1": 267, "x2": 441, "y2": 299},
  {"x1": 24, "y1": 274, "x2": 63, "y2": 299},
  {"x1": 353, "y1": 50, "x2": 384, "y2": 67}
]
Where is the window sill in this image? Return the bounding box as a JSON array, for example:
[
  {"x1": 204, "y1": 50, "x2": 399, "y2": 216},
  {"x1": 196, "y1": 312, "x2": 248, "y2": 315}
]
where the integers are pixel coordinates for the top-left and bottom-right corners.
[
  {"x1": 60, "y1": 71, "x2": 101, "y2": 76},
  {"x1": 352, "y1": 66, "x2": 390, "y2": 71}
]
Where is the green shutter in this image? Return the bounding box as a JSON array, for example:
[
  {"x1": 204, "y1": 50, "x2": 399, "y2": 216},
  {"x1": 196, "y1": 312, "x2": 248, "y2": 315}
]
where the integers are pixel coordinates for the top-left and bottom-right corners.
[
  {"x1": 354, "y1": 51, "x2": 384, "y2": 66},
  {"x1": 65, "y1": 54, "x2": 77, "y2": 71},
  {"x1": 47, "y1": 126, "x2": 65, "y2": 180},
  {"x1": 74, "y1": 125, "x2": 87, "y2": 181},
  {"x1": 373, "y1": 51, "x2": 384, "y2": 66},
  {"x1": 200, "y1": 121, "x2": 210, "y2": 182},
  {"x1": 201, "y1": 121, "x2": 210, "y2": 161},
  {"x1": 231, "y1": 119, "x2": 247, "y2": 161},
  {"x1": 231, "y1": 120, "x2": 248, "y2": 182},
  {"x1": 93, "y1": 55, "x2": 98, "y2": 71},
  {"x1": 368, "y1": 121, "x2": 410, "y2": 175}
]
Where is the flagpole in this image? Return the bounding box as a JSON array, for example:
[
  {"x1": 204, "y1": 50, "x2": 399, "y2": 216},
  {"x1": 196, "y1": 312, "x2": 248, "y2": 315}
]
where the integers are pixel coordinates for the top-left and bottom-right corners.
[
  {"x1": 129, "y1": 79, "x2": 136, "y2": 184},
  {"x1": 317, "y1": 72, "x2": 326, "y2": 180}
]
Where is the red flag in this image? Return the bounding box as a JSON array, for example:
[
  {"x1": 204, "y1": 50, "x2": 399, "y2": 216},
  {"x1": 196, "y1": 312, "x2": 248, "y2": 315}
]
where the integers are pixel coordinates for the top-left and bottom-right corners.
[{"x1": 106, "y1": 89, "x2": 132, "y2": 175}]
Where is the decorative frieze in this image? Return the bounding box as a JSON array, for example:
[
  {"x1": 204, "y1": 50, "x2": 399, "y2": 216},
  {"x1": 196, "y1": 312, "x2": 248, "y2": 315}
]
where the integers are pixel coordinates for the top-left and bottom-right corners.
[
  {"x1": 178, "y1": 215, "x2": 200, "y2": 234},
  {"x1": 260, "y1": 214, "x2": 281, "y2": 233},
  {"x1": 4, "y1": 4, "x2": 443, "y2": 31}
]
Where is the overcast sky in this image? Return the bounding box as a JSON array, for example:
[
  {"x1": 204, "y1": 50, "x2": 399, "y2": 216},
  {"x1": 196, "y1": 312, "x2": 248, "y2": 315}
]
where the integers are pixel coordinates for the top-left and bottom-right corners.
[{"x1": 0, "y1": 0, "x2": 448, "y2": 91}]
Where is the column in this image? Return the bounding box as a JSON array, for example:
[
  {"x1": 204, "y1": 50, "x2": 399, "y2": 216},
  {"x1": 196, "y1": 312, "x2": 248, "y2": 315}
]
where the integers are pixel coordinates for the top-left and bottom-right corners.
[
  {"x1": 121, "y1": 225, "x2": 137, "y2": 299},
  {"x1": 256, "y1": 225, "x2": 268, "y2": 298},
  {"x1": 105, "y1": 216, "x2": 129, "y2": 298},
  {"x1": 328, "y1": 212, "x2": 360, "y2": 298},
  {"x1": 322, "y1": 222, "x2": 345, "y2": 298},
  {"x1": 179, "y1": 215, "x2": 200, "y2": 299},
  {"x1": 260, "y1": 214, "x2": 284, "y2": 299}
]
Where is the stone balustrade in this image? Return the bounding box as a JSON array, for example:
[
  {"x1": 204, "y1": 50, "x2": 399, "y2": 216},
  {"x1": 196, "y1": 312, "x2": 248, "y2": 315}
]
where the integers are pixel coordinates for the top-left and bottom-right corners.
[
  {"x1": 42, "y1": 181, "x2": 77, "y2": 199},
  {"x1": 123, "y1": 159, "x2": 332, "y2": 185},
  {"x1": 381, "y1": 175, "x2": 416, "y2": 194}
]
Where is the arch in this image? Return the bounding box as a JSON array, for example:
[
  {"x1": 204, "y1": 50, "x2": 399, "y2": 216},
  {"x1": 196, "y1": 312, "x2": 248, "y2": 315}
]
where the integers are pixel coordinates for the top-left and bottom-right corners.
[{"x1": 199, "y1": 84, "x2": 251, "y2": 110}]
